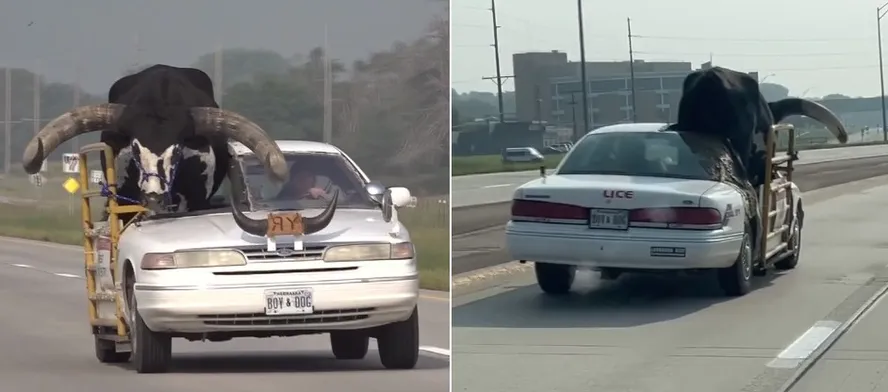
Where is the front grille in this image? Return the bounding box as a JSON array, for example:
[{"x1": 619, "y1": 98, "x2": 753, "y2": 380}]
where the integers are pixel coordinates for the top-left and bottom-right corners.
[
  {"x1": 239, "y1": 245, "x2": 327, "y2": 262},
  {"x1": 198, "y1": 307, "x2": 375, "y2": 326}
]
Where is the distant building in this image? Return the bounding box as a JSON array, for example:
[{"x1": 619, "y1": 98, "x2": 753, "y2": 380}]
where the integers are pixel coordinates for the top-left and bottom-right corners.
[{"x1": 512, "y1": 51, "x2": 759, "y2": 132}]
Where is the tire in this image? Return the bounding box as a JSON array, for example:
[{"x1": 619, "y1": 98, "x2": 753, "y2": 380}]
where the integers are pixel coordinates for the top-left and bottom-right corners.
[
  {"x1": 94, "y1": 336, "x2": 131, "y2": 363},
  {"x1": 774, "y1": 206, "x2": 802, "y2": 271},
  {"x1": 534, "y1": 262, "x2": 576, "y2": 295},
  {"x1": 330, "y1": 331, "x2": 369, "y2": 360},
  {"x1": 128, "y1": 276, "x2": 172, "y2": 374},
  {"x1": 377, "y1": 306, "x2": 419, "y2": 370},
  {"x1": 599, "y1": 268, "x2": 622, "y2": 281},
  {"x1": 718, "y1": 226, "x2": 754, "y2": 297}
]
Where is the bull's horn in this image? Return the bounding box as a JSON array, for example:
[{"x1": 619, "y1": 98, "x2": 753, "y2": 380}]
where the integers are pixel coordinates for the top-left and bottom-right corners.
[
  {"x1": 190, "y1": 107, "x2": 289, "y2": 182},
  {"x1": 768, "y1": 98, "x2": 848, "y2": 144},
  {"x1": 22, "y1": 104, "x2": 125, "y2": 174},
  {"x1": 226, "y1": 160, "x2": 338, "y2": 237}
]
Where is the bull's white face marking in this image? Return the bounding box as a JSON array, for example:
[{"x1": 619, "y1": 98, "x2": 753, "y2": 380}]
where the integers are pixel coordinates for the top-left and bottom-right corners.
[
  {"x1": 182, "y1": 145, "x2": 215, "y2": 199},
  {"x1": 131, "y1": 138, "x2": 177, "y2": 195}
]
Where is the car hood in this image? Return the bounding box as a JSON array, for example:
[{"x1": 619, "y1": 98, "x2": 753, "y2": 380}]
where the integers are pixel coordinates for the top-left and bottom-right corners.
[{"x1": 121, "y1": 208, "x2": 408, "y2": 252}]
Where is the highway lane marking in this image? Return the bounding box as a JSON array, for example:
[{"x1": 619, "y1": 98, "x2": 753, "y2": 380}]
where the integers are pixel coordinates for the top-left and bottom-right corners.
[
  {"x1": 767, "y1": 321, "x2": 841, "y2": 369},
  {"x1": 482, "y1": 183, "x2": 513, "y2": 189},
  {"x1": 0, "y1": 236, "x2": 450, "y2": 301},
  {"x1": 419, "y1": 346, "x2": 450, "y2": 357}
]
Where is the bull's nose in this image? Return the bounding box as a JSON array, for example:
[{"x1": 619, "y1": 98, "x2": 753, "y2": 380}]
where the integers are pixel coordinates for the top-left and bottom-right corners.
[{"x1": 142, "y1": 193, "x2": 164, "y2": 208}]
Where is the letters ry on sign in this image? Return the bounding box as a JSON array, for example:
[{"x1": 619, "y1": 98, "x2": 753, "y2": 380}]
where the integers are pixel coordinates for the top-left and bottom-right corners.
[
  {"x1": 266, "y1": 212, "x2": 305, "y2": 237},
  {"x1": 603, "y1": 190, "x2": 634, "y2": 199}
]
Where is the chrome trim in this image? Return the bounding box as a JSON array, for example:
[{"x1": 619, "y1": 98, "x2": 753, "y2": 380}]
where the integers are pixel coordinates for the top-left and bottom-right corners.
[{"x1": 133, "y1": 275, "x2": 418, "y2": 292}]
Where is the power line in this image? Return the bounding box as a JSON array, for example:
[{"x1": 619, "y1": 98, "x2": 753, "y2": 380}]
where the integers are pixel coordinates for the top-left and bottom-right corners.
[{"x1": 631, "y1": 34, "x2": 874, "y2": 43}]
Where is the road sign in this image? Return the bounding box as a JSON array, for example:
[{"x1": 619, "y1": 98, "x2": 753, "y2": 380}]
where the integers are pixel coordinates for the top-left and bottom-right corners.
[
  {"x1": 29, "y1": 173, "x2": 44, "y2": 187},
  {"x1": 62, "y1": 154, "x2": 79, "y2": 173},
  {"x1": 90, "y1": 170, "x2": 104, "y2": 184},
  {"x1": 62, "y1": 177, "x2": 80, "y2": 194}
]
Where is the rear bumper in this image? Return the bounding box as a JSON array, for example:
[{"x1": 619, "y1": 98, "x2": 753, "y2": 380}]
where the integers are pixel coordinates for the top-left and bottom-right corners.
[{"x1": 505, "y1": 224, "x2": 743, "y2": 270}]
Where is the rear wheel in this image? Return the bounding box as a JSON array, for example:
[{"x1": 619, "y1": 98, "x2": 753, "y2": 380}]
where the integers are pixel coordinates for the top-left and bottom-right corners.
[
  {"x1": 535, "y1": 262, "x2": 575, "y2": 295},
  {"x1": 330, "y1": 331, "x2": 369, "y2": 360},
  {"x1": 94, "y1": 336, "x2": 131, "y2": 363},
  {"x1": 718, "y1": 226, "x2": 754, "y2": 297},
  {"x1": 775, "y1": 206, "x2": 802, "y2": 271},
  {"x1": 599, "y1": 268, "x2": 622, "y2": 281}
]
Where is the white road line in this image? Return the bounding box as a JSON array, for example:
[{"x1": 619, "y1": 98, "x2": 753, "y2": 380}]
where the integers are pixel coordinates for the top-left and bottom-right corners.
[
  {"x1": 419, "y1": 346, "x2": 450, "y2": 357},
  {"x1": 482, "y1": 183, "x2": 513, "y2": 189},
  {"x1": 10, "y1": 263, "x2": 33, "y2": 268},
  {"x1": 54, "y1": 273, "x2": 81, "y2": 278},
  {"x1": 767, "y1": 320, "x2": 841, "y2": 369}
]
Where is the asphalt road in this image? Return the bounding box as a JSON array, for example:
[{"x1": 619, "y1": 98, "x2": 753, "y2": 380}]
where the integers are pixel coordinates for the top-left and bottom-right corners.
[
  {"x1": 452, "y1": 155, "x2": 888, "y2": 275},
  {"x1": 452, "y1": 173, "x2": 888, "y2": 392},
  {"x1": 0, "y1": 237, "x2": 449, "y2": 392}
]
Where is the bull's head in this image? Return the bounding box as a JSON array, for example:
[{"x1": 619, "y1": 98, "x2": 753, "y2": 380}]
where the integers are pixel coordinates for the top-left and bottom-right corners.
[{"x1": 21, "y1": 104, "x2": 336, "y2": 236}]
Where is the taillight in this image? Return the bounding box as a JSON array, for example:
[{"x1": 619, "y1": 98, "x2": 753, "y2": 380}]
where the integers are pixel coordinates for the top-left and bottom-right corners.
[
  {"x1": 629, "y1": 207, "x2": 722, "y2": 229},
  {"x1": 511, "y1": 199, "x2": 587, "y2": 223}
]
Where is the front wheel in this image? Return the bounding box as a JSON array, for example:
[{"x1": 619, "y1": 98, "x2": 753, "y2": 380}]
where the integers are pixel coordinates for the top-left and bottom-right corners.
[
  {"x1": 330, "y1": 331, "x2": 369, "y2": 360},
  {"x1": 376, "y1": 306, "x2": 419, "y2": 369},
  {"x1": 717, "y1": 227, "x2": 754, "y2": 297},
  {"x1": 127, "y1": 275, "x2": 172, "y2": 373}
]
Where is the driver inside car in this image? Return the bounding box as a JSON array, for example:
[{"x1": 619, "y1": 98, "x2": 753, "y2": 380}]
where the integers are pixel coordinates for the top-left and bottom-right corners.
[{"x1": 276, "y1": 166, "x2": 335, "y2": 201}]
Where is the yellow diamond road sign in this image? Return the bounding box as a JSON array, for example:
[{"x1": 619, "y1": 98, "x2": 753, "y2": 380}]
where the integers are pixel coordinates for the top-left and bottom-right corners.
[{"x1": 62, "y1": 178, "x2": 80, "y2": 194}]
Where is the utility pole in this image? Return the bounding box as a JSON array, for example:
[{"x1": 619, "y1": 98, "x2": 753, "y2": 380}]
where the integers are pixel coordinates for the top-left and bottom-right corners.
[
  {"x1": 33, "y1": 61, "x2": 40, "y2": 137},
  {"x1": 485, "y1": 0, "x2": 508, "y2": 123},
  {"x1": 214, "y1": 44, "x2": 224, "y2": 107},
  {"x1": 323, "y1": 24, "x2": 333, "y2": 144},
  {"x1": 627, "y1": 18, "x2": 638, "y2": 122},
  {"x1": 4, "y1": 67, "x2": 10, "y2": 175},
  {"x1": 576, "y1": 0, "x2": 590, "y2": 140},
  {"x1": 72, "y1": 63, "x2": 81, "y2": 152},
  {"x1": 878, "y1": 4, "x2": 888, "y2": 141}
]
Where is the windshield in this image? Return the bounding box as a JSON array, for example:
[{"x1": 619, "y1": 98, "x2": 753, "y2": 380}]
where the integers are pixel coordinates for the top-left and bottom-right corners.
[
  {"x1": 236, "y1": 152, "x2": 376, "y2": 212},
  {"x1": 557, "y1": 131, "x2": 714, "y2": 180}
]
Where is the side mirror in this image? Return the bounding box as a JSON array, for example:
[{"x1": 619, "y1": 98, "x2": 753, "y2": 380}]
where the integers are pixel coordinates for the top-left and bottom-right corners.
[
  {"x1": 365, "y1": 181, "x2": 385, "y2": 203},
  {"x1": 381, "y1": 190, "x2": 394, "y2": 223},
  {"x1": 388, "y1": 186, "x2": 415, "y2": 208}
]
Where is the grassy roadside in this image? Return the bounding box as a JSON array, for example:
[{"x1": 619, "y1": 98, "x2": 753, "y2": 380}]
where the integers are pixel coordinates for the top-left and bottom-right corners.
[
  {"x1": 452, "y1": 140, "x2": 888, "y2": 177},
  {"x1": 0, "y1": 193, "x2": 450, "y2": 291}
]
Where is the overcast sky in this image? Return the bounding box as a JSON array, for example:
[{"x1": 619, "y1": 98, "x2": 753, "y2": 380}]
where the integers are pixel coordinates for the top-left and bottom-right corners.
[
  {"x1": 453, "y1": 0, "x2": 881, "y2": 98},
  {"x1": 0, "y1": 0, "x2": 445, "y2": 94}
]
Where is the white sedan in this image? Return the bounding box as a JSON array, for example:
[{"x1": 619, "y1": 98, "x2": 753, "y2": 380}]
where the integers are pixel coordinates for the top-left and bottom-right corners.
[
  {"x1": 92, "y1": 140, "x2": 420, "y2": 373},
  {"x1": 505, "y1": 123, "x2": 803, "y2": 297}
]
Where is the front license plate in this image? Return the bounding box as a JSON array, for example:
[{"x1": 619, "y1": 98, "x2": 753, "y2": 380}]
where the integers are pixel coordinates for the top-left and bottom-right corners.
[
  {"x1": 264, "y1": 289, "x2": 314, "y2": 316},
  {"x1": 589, "y1": 209, "x2": 629, "y2": 230}
]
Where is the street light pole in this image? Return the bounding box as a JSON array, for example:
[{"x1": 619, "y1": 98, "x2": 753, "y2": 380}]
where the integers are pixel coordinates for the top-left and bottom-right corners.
[{"x1": 878, "y1": 3, "x2": 888, "y2": 141}]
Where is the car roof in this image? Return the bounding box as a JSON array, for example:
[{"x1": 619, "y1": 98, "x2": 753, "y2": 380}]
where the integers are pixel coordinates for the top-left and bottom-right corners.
[
  {"x1": 588, "y1": 123, "x2": 672, "y2": 135},
  {"x1": 229, "y1": 140, "x2": 343, "y2": 156}
]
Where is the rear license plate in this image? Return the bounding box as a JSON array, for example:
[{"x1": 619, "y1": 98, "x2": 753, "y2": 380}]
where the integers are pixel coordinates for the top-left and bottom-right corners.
[
  {"x1": 589, "y1": 209, "x2": 629, "y2": 230},
  {"x1": 264, "y1": 289, "x2": 314, "y2": 316}
]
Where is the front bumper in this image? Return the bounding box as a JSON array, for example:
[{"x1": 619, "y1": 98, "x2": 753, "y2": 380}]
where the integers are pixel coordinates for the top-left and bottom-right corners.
[{"x1": 133, "y1": 275, "x2": 419, "y2": 334}]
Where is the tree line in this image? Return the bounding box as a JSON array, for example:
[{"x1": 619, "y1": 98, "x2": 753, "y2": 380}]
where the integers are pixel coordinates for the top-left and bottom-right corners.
[{"x1": 1, "y1": 18, "x2": 448, "y2": 196}]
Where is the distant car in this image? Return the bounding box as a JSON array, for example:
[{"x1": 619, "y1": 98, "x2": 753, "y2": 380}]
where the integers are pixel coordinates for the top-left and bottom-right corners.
[
  {"x1": 502, "y1": 147, "x2": 544, "y2": 163},
  {"x1": 505, "y1": 123, "x2": 804, "y2": 297}
]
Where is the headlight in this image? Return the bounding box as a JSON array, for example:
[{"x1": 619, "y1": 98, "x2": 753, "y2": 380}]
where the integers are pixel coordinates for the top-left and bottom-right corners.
[
  {"x1": 323, "y1": 242, "x2": 415, "y2": 262},
  {"x1": 140, "y1": 250, "x2": 247, "y2": 270}
]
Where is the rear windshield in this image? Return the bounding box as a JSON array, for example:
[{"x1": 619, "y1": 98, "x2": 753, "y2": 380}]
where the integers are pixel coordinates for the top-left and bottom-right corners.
[{"x1": 556, "y1": 131, "x2": 714, "y2": 180}]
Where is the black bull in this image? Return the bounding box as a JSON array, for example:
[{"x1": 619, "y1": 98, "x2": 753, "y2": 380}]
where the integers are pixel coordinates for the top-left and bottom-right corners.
[
  {"x1": 20, "y1": 64, "x2": 336, "y2": 236},
  {"x1": 669, "y1": 66, "x2": 848, "y2": 188}
]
